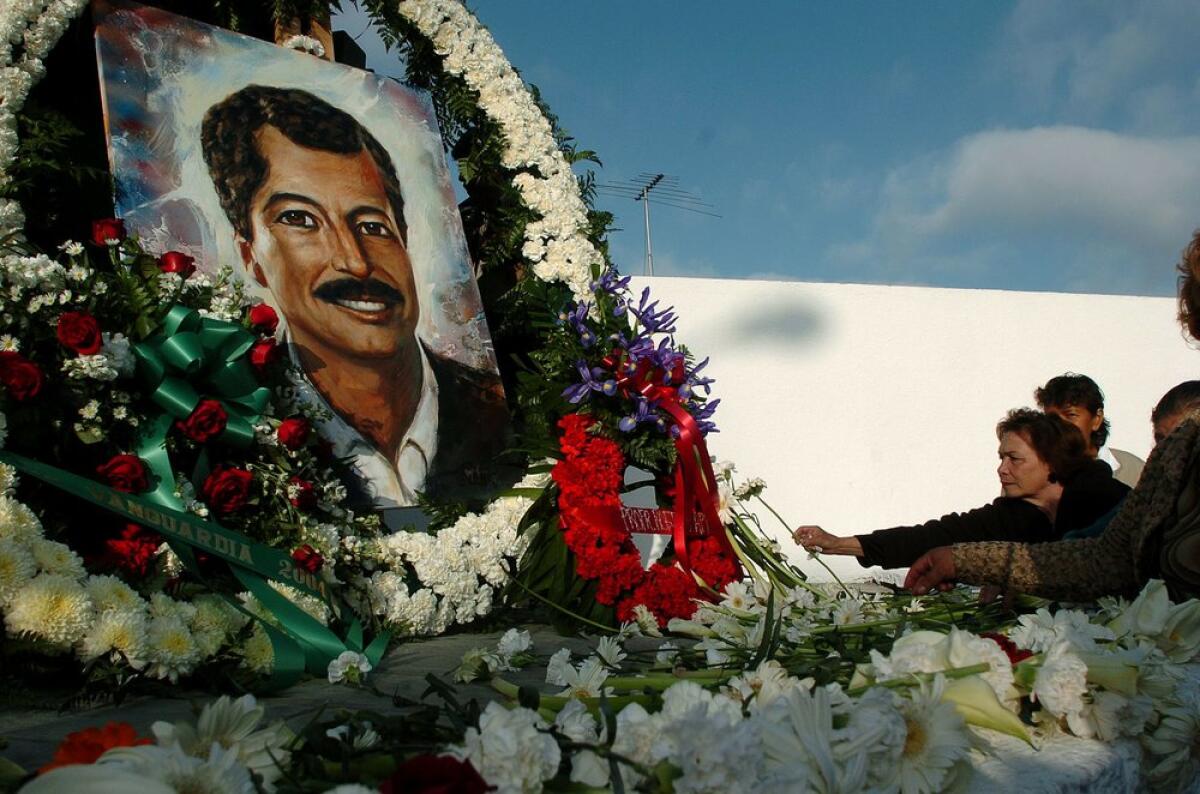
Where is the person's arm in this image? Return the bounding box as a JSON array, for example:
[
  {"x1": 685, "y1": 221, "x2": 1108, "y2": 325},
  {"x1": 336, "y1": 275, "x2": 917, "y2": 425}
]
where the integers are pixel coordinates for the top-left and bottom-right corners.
[
  {"x1": 908, "y1": 420, "x2": 1198, "y2": 599},
  {"x1": 792, "y1": 526, "x2": 863, "y2": 556},
  {"x1": 855, "y1": 500, "x2": 1051, "y2": 569}
]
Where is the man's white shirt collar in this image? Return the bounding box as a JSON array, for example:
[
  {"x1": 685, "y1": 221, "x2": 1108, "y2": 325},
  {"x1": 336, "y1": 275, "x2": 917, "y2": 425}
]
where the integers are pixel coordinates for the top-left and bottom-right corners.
[
  {"x1": 289, "y1": 341, "x2": 439, "y2": 508},
  {"x1": 1097, "y1": 445, "x2": 1119, "y2": 473}
]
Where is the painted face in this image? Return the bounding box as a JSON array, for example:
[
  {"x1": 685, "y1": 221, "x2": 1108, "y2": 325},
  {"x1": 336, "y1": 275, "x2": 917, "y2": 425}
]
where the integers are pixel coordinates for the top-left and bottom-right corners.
[
  {"x1": 238, "y1": 125, "x2": 417, "y2": 361},
  {"x1": 997, "y1": 431, "x2": 1054, "y2": 499},
  {"x1": 1045, "y1": 403, "x2": 1102, "y2": 455}
]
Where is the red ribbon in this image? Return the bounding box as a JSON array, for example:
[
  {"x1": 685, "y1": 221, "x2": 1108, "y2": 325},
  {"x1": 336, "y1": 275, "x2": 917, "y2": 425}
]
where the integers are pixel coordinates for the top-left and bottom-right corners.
[{"x1": 601, "y1": 351, "x2": 741, "y2": 582}]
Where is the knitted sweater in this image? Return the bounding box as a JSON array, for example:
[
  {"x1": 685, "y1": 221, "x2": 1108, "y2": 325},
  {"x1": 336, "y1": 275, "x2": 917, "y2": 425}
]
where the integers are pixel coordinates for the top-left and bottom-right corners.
[{"x1": 952, "y1": 413, "x2": 1200, "y2": 602}]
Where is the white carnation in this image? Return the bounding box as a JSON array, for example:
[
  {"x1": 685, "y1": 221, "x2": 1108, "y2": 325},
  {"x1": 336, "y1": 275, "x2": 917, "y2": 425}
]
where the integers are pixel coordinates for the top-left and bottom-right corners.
[{"x1": 449, "y1": 702, "x2": 560, "y2": 794}]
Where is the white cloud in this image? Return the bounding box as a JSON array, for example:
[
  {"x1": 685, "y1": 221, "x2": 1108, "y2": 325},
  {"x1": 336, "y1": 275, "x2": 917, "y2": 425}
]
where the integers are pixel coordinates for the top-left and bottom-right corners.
[
  {"x1": 832, "y1": 126, "x2": 1200, "y2": 295},
  {"x1": 997, "y1": 0, "x2": 1200, "y2": 129}
]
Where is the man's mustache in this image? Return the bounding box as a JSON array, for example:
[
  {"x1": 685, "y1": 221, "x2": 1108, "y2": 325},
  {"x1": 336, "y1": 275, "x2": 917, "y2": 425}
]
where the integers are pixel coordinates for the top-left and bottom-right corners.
[{"x1": 313, "y1": 278, "x2": 404, "y2": 304}]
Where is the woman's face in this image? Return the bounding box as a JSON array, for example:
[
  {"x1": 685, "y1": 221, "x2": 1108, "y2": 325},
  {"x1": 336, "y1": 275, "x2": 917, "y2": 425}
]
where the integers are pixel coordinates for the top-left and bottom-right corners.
[{"x1": 997, "y1": 431, "x2": 1054, "y2": 499}]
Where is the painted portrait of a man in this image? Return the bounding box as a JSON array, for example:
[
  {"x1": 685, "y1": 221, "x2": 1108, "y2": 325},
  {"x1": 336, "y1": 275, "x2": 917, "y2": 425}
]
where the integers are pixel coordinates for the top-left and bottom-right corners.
[{"x1": 94, "y1": 2, "x2": 508, "y2": 509}]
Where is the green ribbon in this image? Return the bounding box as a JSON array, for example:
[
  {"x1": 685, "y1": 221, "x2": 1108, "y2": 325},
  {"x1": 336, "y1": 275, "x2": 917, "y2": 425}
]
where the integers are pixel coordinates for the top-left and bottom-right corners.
[
  {"x1": 133, "y1": 304, "x2": 271, "y2": 451},
  {"x1": 0, "y1": 451, "x2": 388, "y2": 688},
  {"x1": 24, "y1": 305, "x2": 388, "y2": 687}
]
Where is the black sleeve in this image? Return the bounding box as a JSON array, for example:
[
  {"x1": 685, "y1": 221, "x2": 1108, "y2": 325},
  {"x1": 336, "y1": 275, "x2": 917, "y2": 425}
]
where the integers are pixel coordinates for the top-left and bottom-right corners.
[
  {"x1": 854, "y1": 499, "x2": 1053, "y2": 569},
  {"x1": 1055, "y1": 460, "x2": 1132, "y2": 535}
]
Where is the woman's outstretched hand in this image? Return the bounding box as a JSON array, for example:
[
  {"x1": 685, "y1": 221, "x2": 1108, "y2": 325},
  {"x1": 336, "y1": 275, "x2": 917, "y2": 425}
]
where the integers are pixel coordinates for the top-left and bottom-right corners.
[
  {"x1": 792, "y1": 525, "x2": 862, "y2": 556},
  {"x1": 904, "y1": 546, "x2": 957, "y2": 593}
]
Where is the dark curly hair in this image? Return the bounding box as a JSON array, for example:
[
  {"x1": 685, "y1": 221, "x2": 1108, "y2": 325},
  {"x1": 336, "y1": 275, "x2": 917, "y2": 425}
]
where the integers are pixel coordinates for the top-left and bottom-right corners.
[
  {"x1": 200, "y1": 85, "x2": 405, "y2": 241},
  {"x1": 1178, "y1": 229, "x2": 1200, "y2": 341},
  {"x1": 996, "y1": 408, "x2": 1091, "y2": 484},
  {"x1": 1034, "y1": 373, "x2": 1110, "y2": 448}
]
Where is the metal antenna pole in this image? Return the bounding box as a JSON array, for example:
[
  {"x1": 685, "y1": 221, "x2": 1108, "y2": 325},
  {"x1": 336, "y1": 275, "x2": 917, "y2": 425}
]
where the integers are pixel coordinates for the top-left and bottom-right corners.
[{"x1": 594, "y1": 172, "x2": 719, "y2": 277}]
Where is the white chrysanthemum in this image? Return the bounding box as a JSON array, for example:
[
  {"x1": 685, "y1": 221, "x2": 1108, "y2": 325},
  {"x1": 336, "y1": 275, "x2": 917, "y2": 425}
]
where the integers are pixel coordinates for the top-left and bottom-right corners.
[
  {"x1": 6, "y1": 572, "x2": 93, "y2": 646},
  {"x1": 1031, "y1": 641, "x2": 1089, "y2": 721},
  {"x1": 29, "y1": 537, "x2": 85, "y2": 578},
  {"x1": 0, "y1": 463, "x2": 18, "y2": 494},
  {"x1": 153, "y1": 694, "x2": 292, "y2": 789},
  {"x1": 78, "y1": 607, "x2": 148, "y2": 667},
  {"x1": 0, "y1": 536, "x2": 35, "y2": 603},
  {"x1": 190, "y1": 594, "x2": 248, "y2": 637},
  {"x1": 450, "y1": 702, "x2": 560, "y2": 794},
  {"x1": 149, "y1": 591, "x2": 197, "y2": 624},
  {"x1": 146, "y1": 616, "x2": 201, "y2": 682},
  {"x1": 85, "y1": 574, "x2": 143, "y2": 613},
  {"x1": 240, "y1": 624, "x2": 275, "y2": 674},
  {"x1": 884, "y1": 676, "x2": 969, "y2": 794}
]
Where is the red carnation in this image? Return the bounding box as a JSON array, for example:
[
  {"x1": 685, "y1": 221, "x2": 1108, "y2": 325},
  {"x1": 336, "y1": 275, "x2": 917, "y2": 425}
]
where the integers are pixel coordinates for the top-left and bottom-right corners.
[
  {"x1": 249, "y1": 338, "x2": 280, "y2": 373},
  {"x1": 248, "y1": 303, "x2": 279, "y2": 335},
  {"x1": 96, "y1": 454, "x2": 149, "y2": 493},
  {"x1": 40, "y1": 721, "x2": 153, "y2": 773},
  {"x1": 981, "y1": 632, "x2": 1035, "y2": 664},
  {"x1": 201, "y1": 466, "x2": 253, "y2": 515},
  {"x1": 277, "y1": 417, "x2": 311, "y2": 450},
  {"x1": 90, "y1": 218, "x2": 126, "y2": 246},
  {"x1": 291, "y1": 544, "x2": 323, "y2": 574},
  {"x1": 288, "y1": 476, "x2": 317, "y2": 510},
  {"x1": 56, "y1": 311, "x2": 103, "y2": 355},
  {"x1": 176, "y1": 399, "x2": 228, "y2": 443},
  {"x1": 381, "y1": 754, "x2": 491, "y2": 794},
  {"x1": 0, "y1": 351, "x2": 43, "y2": 401},
  {"x1": 157, "y1": 251, "x2": 196, "y2": 278},
  {"x1": 94, "y1": 523, "x2": 161, "y2": 579}
]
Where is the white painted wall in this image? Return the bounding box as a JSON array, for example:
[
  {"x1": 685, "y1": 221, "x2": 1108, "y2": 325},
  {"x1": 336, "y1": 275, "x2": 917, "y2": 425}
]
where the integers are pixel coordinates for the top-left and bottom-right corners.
[{"x1": 630, "y1": 276, "x2": 1197, "y2": 582}]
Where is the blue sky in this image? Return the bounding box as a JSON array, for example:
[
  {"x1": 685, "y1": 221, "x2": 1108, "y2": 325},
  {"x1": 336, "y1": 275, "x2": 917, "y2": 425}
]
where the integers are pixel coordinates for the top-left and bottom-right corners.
[{"x1": 335, "y1": 1, "x2": 1200, "y2": 296}]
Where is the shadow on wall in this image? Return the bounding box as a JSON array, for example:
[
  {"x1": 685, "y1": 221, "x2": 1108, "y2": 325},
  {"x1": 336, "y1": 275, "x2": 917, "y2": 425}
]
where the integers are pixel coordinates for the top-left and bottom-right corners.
[{"x1": 728, "y1": 299, "x2": 826, "y2": 347}]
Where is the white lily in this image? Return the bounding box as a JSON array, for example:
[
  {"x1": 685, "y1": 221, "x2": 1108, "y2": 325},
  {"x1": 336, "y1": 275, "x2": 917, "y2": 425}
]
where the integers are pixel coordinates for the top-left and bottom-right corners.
[
  {"x1": 941, "y1": 675, "x2": 1030, "y2": 744},
  {"x1": 1159, "y1": 599, "x2": 1200, "y2": 663},
  {"x1": 1107, "y1": 579, "x2": 1170, "y2": 639}
]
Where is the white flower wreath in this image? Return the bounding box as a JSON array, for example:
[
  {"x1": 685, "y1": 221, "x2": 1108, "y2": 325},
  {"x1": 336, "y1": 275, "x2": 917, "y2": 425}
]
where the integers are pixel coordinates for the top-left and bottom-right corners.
[{"x1": 0, "y1": 0, "x2": 602, "y2": 638}]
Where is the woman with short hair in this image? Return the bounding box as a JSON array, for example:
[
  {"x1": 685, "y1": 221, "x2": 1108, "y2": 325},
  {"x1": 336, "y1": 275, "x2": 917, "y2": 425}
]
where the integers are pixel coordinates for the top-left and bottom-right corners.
[{"x1": 793, "y1": 409, "x2": 1130, "y2": 570}]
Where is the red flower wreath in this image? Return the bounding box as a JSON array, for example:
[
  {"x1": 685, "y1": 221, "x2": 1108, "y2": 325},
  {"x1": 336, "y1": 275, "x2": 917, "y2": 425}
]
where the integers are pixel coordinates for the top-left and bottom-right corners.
[{"x1": 551, "y1": 414, "x2": 738, "y2": 627}]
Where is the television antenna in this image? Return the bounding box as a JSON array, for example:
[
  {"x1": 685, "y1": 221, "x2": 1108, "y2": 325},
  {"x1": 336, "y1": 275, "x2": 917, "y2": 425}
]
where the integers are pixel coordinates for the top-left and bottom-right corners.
[{"x1": 595, "y1": 173, "x2": 720, "y2": 276}]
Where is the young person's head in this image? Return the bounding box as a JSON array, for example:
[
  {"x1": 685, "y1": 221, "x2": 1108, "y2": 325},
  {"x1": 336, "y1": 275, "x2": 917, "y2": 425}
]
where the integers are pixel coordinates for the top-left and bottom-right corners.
[
  {"x1": 1034, "y1": 373, "x2": 1109, "y2": 455},
  {"x1": 1152, "y1": 380, "x2": 1200, "y2": 445}
]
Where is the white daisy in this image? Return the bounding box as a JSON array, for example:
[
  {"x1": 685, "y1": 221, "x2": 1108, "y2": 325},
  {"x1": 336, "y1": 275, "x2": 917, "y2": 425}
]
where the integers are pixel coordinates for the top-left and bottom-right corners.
[
  {"x1": 154, "y1": 694, "x2": 292, "y2": 789},
  {"x1": 595, "y1": 635, "x2": 627, "y2": 668},
  {"x1": 885, "y1": 676, "x2": 969, "y2": 794}
]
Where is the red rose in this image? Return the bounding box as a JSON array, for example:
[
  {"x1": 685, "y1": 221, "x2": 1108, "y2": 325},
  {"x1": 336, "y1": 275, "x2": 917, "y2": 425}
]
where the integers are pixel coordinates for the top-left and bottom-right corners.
[
  {"x1": 176, "y1": 399, "x2": 228, "y2": 443},
  {"x1": 201, "y1": 466, "x2": 253, "y2": 515},
  {"x1": 0, "y1": 351, "x2": 43, "y2": 401},
  {"x1": 291, "y1": 544, "x2": 323, "y2": 574},
  {"x1": 277, "y1": 417, "x2": 311, "y2": 450},
  {"x1": 381, "y1": 755, "x2": 490, "y2": 794},
  {"x1": 288, "y1": 476, "x2": 317, "y2": 510},
  {"x1": 90, "y1": 218, "x2": 126, "y2": 246},
  {"x1": 249, "y1": 339, "x2": 279, "y2": 373},
  {"x1": 56, "y1": 311, "x2": 103, "y2": 355},
  {"x1": 157, "y1": 251, "x2": 196, "y2": 277},
  {"x1": 96, "y1": 454, "x2": 149, "y2": 493},
  {"x1": 248, "y1": 304, "x2": 279, "y2": 335}
]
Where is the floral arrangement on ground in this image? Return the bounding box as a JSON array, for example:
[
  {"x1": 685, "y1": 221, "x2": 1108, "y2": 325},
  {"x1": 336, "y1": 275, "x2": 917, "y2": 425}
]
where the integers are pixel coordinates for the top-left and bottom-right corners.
[{"x1": 8, "y1": 579, "x2": 1200, "y2": 793}]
